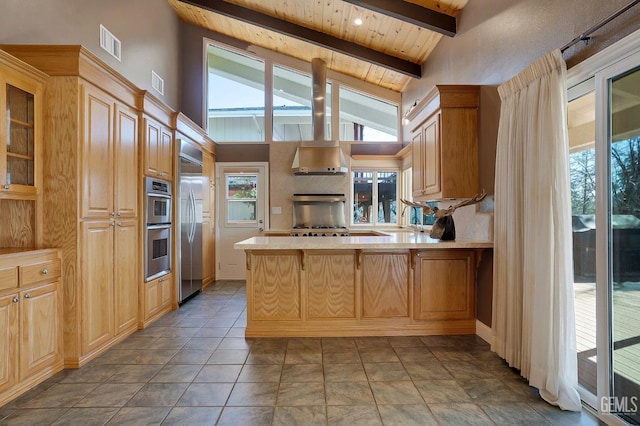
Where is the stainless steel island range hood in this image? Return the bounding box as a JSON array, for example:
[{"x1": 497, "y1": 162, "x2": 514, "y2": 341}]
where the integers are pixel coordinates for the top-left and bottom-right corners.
[{"x1": 291, "y1": 58, "x2": 348, "y2": 176}]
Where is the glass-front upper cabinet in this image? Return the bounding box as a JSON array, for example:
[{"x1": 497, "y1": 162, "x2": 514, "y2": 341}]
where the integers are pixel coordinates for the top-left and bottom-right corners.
[{"x1": 0, "y1": 49, "x2": 46, "y2": 197}]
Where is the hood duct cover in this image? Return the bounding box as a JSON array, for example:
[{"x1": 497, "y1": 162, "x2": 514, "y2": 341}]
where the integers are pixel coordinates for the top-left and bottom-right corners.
[{"x1": 292, "y1": 58, "x2": 348, "y2": 176}]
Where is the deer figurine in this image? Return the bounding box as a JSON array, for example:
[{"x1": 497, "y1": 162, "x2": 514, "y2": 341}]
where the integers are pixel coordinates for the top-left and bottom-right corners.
[{"x1": 401, "y1": 190, "x2": 487, "y2": 240}]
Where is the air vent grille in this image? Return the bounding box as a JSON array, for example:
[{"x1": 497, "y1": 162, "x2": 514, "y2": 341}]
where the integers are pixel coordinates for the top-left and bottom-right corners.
[
  {"x1": 99, "y1": 24, "x2": 121, "y2": 61},
  {"x1": 151, "y1": 70, "x2": 165, "y2": 96}
]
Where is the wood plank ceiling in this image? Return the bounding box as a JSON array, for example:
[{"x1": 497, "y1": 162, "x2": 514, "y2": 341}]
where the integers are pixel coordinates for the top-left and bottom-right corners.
[{"x1": 168, "y1": 0, "x2": 468, "y2": 92}]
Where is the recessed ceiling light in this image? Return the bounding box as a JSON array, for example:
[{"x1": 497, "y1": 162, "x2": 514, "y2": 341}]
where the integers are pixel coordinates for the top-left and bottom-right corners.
[{"x1": 354, "y1": 17, "x2": 363, "y2": 26}]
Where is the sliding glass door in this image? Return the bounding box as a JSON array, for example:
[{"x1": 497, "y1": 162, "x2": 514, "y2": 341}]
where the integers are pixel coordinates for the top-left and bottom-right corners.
[
  {"x1": 569, "y1": 45, "x2": 640, "y2": 425},
  {"x1": 599, "y1": 58, "x2": 640, "y2": 425}
]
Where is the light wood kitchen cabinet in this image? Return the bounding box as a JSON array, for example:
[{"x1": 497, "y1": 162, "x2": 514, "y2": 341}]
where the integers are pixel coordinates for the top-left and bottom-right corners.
[
  {"x1": 81, "y1": 83, "x2": 138, "y2": 219},
  {"x1": 142, "y1": 273, "x2": 173, "y2": 325},
  {"x1": 0, "y1": 49, "x2": 47, "y2": 249},
  {"x1": 410, "y1": 85, "x2": 479, "y2": 200},
  {"x1": 0, "y1": 292, "x2": 18, "y2": 395},
  {"x1": 142, "y1": 92, "x2": 173, "y2": 180},
  {"x1": 0, "y1": 45, "x2": 142, "y2": 367},
  {"x1": 202, "y1": 217, "x2": 213, "y2": 287},
  {"x1": 0, "y1": 249, "x2": 63, "y2": 407},
  {"x1": 114, "y1": 219, "x2": 139, "y2": 335},
  {"x1": 414, "y1": 249, "x2": 476, "y2": 321},
  {"x1": 306, "y1": 251, "x2": 356, "y2": 319},
  {"x1": 81, "y1": 221, "x2": 115, "y2": 353},
  {"x1": 0, "y1": 50, "x2": 46, "y2": 199},
  {"x1": 242, "y1": 248, "x2": 481, "y2": 337},
  {"x1": 249, "y1": 251, "x2": 301, "y2": 320},
  {"x1": 19, "y1": 281, "x2": 61, "y2": 380},
  {"x1": 202, "y1": 151, "x2": 214, "y2": 217},
  {"x1": 361, "y1": 251, "x2": 410, "y2": 318}
]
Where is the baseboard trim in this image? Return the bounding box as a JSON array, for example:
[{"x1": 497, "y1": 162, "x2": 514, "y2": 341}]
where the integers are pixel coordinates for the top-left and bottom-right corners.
[{"x1": 476, "y1": 319, "x2": 492, "y2": 344}]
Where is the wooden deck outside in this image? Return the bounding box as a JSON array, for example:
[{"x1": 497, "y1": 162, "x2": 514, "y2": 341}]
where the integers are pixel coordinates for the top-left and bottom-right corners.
[{"x1": 575, "y1": 280, "x2": 640, "y2": 407}]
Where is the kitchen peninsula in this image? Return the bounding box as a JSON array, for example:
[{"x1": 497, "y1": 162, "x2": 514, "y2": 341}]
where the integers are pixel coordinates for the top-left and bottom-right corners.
[{"x1": 235, "y1": 233, "x2": 492, "y2": 337}]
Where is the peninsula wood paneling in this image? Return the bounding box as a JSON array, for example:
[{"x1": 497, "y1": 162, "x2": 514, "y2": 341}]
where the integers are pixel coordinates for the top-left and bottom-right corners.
[
  {"x1": 251, "y1": 251, "x2": 301, "y2": 320},
  {"x1": 306, "y1": 251, "x2": 356, "y2": 319},
  {"x1": 362, "y1": 252, "x2": 410, "y2": 318},
  {"x1": 243, "y1": 248, "x2": 478, "y2": 337}
]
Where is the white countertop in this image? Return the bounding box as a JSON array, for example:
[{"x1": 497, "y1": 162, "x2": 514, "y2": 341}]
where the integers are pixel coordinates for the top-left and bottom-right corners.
[{"x1": 234, "y1": 232, "x2": 493, "y2": 250}]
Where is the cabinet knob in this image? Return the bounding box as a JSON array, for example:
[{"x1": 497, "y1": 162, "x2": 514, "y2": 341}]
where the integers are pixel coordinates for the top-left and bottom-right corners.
[
  {"x1": 24, "y1": 293, "x2": 31, "y2": 299},
  {"x1": 3, "y1": 184, "x2": 9, "y2": 190},
  {"x1": 117, "y1": 212, "x2": 122, "y2": 216},
  {"x1": 42, "y1": 268, "x2": 48, "y2": 275},
  {"x1": 12, "y1": 297, "x2": 19, "y2": 303},
  {"x1": 111, "y1": 222, "x2": 116, "y2": 227},
  {"x1": 117, "y1": 222, "x2": 122, "y2": 227},
  {"x1": 110, "y1": 211, "x2": 115, "y2": 217}
]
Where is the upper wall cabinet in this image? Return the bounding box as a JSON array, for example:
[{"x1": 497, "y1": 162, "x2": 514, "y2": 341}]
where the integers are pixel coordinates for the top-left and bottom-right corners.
[
  {"x1": 141, "y1": 92, "x2": 173, "y2": 181},
  {"x1": 410, "y1": 86, "x2": 479, "y2": 200},
  {"x1": 0, "y1": 50, "x2": 46, "y2": 199}
]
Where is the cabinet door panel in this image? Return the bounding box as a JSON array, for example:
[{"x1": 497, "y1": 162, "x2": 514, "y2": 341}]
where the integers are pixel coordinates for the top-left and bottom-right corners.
[
  {"x1": 144, "y1": 118, "x2": 161, "y2": 178},
  {"x1": 202, "y1": 152, "x2": 213, "y2": 216},
  {"x1": 251, "y1": 253, "x2": 301, "y2": 320},
  {"x1": 81, "y1": 84, "x2": 114, "y2": 219},
  {"x1": 114, "y1": 104, "x2": 138, "y2": 218},
  {"x1": 144, "y1": 279, "x2": 160, "y2": 320},
  {"x1": 159, "y1": 274, "x2": 172, "y2": 309},
  {"x1": 202, "y1": 218, "x2": 213, "y2": 286},
  {"x1": 414, "y1": 250, "x2": 475, "y2": 320},
  {"x1": 0, "y1": 293, "x2": 18, "y2": 393},
  {"x1": 81, "y1": 221, "x2": 114, "y2": 352},
  {"x1": 114, "y1": 220, "x2": 138, "y2": 335},
  {"x1": 159, "y1": 128, "x2": 173, "y2": 179},
  {"x1": 20, "y1": 282, "x2": 60, "y2": 380},
  {"x1": 307, "y1": 252, "x2": 356, "y2": 319},
  {"x1": 362, "y1": 253, "x2": 409, "y2": 318},
  {"x1": 423, "y1": 114, "x2": 441, "y2": 195},
  {"x1": 411, "y1": 129, "x2": 424, "y2": 198}
]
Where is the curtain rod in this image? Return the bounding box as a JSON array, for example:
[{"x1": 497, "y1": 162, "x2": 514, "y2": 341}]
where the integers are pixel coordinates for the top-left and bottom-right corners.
[{"x1": 561, "y1": 0, "x2": 640, "y2": 52}]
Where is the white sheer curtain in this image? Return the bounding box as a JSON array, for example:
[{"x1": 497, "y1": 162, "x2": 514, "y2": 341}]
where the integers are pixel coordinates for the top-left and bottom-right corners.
[{"x1": 492, "y1": 49, "x2": 582, "y2": 411}]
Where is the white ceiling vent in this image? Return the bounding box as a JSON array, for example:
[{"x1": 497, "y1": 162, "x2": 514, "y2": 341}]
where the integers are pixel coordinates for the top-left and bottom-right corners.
[
  {"x1": 99, "y1": 24, "x2": 121, "y2": 61},
  {"x1": 151, "y1": 70, "x2": 165, "y2": 96}
]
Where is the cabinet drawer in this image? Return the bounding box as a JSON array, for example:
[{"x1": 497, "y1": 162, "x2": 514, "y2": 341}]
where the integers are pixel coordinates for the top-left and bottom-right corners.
[
  {"x1": 19, "y1": 259, "x2": 62, "y2": 286},
  {"x1": 0, "y1": 266, "x2": 18, "y2": 291}
]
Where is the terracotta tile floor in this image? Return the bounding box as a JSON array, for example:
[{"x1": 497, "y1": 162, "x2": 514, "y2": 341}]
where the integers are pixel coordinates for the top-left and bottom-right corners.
[{"x1": 0, "y1": 280, "x2": 604, "y2": 425}]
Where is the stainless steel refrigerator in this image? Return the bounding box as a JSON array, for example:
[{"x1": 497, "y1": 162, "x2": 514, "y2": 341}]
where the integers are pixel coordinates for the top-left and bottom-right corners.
[{"x1": 177, "y1": 140, "x2": 203, "y2": 303}]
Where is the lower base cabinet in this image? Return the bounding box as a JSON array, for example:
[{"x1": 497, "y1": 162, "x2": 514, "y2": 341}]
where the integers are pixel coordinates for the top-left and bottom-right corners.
[
  {"x1": 414, "y1": 249, "x2": 476, "y2": 321},
  {"x1": 244, "y1": 248, "x2": 481, "y2": 337},
  {"x1": 141, "y1": 273, "x2": 173, "y2": 327},
  {"x1": 0, "y1": 249, "x2": 63, "y2": 407}
]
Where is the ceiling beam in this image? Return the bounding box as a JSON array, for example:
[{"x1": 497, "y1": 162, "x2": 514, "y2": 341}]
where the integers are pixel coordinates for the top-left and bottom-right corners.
[
  {"x1": 341, "y1": 0, "x2": 457, "y2": 37},
  {"x1": 178, "y1": 0, "x2": 422, "y2": 78}
]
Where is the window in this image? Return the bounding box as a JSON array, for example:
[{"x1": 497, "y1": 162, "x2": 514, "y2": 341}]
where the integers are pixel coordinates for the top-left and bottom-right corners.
[
  {"x1": 205, "y1": 43, "x2": 399, "y2": 143},
  {"x1": 352, "y1": 170, "x2": 398, "y2": 225},
  {"x1": 272, "y1": 65, "x2": 332, "y2": 141},
  {"x1": 225, "y1": 174, "x2": 257, "y2": 223},
  {"x1": 339, "y1": 87, "x2": 398, "y2": 142},
  {"x1": 207, "y1": 45, "x2": 265, "y2": 142}
]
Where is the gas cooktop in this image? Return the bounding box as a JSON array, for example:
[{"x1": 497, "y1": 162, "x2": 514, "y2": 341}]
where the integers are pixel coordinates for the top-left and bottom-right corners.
[{"x1": 289, "y1": 226, "x2": 349, "y2": 237}]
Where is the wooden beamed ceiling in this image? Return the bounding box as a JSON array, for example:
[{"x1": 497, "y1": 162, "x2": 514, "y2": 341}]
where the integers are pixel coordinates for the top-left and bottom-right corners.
[{"x1": 169, "y1": 0, "x2": 468, "y2": 92}]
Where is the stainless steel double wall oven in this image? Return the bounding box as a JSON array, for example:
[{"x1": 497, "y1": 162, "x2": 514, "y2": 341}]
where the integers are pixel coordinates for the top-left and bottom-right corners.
[{"x1": 145, "y1": 177, "x2": 172, "y2": 281}]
